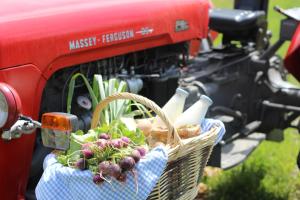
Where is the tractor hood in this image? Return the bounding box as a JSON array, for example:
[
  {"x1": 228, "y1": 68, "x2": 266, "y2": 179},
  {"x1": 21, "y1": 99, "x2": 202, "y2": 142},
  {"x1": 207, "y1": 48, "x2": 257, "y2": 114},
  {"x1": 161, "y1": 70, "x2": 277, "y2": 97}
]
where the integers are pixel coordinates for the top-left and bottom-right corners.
[{"x1": 0, "y1": 0, "x2": 210, "y2": 77}]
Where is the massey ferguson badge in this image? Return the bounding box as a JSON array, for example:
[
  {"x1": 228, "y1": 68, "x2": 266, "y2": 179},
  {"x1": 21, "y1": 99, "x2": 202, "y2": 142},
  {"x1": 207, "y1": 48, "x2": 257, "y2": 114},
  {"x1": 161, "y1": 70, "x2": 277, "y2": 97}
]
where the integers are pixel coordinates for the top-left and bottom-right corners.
[{"x1": 69, "y1": 30, "x2": 135, "y2": 50}]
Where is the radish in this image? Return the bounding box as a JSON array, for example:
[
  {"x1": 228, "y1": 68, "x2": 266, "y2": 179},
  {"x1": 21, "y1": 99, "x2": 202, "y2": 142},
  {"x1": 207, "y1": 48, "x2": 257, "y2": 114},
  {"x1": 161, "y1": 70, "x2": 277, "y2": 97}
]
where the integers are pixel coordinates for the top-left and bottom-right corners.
[
  {"x1": 119, "y1": 157, "x2": 135, "y2": 172},
  {"x1": 81, "y1": 142, "x2": 93, "y2": 150},
  {"x1": 98, "y1": 161, "x2": 110, "y2": 176},
  {"x1": 121, "y1": 136, "x2": 130, "y2": 144},
  {"x1": 82, "y1": 149, "x2": 94, "y2": 159},
  {"x1": 131, "y1": 150, "x2": 141, "y2": 163},
  {"x1": 75, "y1": 158, "x2": 86, "y2": 170},
  {"x1": 96, "y1": 139, "x2": 108, "y2": 149},
  {"x1": 108, "y1": 163, "x2": 122, "y2": 179},
  {"x1": 99, "y1": 133, "x2": 110, "y2": 140},
  {"x1": 111, "y1": 139, "x2": 122, "y2": 149},
  {"x1": 121, "y1": 137, "x2": 130, "y2": 147},
  {"x1": 93, "y1": 174, "x2": 104, "y2": 184},
  {"x1": 136, "y1": 147, "x2": 147, "y2": 157}
]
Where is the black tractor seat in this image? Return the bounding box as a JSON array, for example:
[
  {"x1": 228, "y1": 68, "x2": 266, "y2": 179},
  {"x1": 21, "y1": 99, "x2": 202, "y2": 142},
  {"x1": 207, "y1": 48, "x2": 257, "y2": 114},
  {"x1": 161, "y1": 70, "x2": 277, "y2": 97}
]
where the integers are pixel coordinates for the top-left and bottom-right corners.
[
  {"x1": 209, "y1": 9, "x2": 266, "y2": 32},
  {"x1": 209, "y1": 8, "x2": 266, "y2": 44}
]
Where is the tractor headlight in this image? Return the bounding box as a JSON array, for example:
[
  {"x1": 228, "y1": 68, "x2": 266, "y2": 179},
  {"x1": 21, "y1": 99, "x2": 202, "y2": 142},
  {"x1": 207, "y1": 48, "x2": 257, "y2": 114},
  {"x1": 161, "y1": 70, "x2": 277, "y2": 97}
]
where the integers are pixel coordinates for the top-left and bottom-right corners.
[
  {"x1": 0, "y1": 92, "x2": 8, "y2": 128},
  {"x1": 0, "y1": 83, "x2": 21, "y2": 129}
]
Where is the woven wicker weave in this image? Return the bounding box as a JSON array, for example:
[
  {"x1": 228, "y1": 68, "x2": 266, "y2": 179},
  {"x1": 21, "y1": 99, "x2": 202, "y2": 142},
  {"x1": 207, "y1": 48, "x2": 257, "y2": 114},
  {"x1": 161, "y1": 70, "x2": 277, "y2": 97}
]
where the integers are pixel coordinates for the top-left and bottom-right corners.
[{"x1": 91, "y1": 92, "x2": 219, "y2": 200}]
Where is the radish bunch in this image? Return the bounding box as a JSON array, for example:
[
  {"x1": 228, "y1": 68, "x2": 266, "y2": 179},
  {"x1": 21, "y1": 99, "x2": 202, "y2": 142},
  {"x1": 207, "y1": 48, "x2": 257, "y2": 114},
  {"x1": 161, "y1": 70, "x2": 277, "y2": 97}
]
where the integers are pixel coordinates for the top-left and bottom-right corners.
[
  {"x1": 57, "y1": 120, "x2": 148, "y2": 187},
  {"x1": 72, "y1": 133, "x2": 147, "y2": 185}
]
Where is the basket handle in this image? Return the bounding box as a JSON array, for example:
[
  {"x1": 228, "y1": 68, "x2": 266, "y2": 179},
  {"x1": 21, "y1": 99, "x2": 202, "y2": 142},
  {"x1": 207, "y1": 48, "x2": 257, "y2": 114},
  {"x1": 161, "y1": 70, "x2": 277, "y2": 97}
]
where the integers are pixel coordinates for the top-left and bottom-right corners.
[{"x1": 90, "y1": 92, "x2": 182, "y2": 145}]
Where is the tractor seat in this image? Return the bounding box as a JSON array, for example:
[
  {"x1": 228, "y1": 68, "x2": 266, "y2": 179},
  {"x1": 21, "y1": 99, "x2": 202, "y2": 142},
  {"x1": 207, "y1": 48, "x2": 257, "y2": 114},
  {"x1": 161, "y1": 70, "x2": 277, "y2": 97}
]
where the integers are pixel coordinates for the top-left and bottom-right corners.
[{"x1": 209, "y1": 8, "x2": 266, "y2": 33}]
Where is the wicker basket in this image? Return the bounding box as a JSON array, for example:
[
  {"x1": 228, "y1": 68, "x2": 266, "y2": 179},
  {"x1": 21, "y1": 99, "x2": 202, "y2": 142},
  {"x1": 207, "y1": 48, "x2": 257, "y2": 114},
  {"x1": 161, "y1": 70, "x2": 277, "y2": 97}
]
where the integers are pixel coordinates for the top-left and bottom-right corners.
[{"x1": 90, "y1": 92, "x2": 219, "y2": 200}]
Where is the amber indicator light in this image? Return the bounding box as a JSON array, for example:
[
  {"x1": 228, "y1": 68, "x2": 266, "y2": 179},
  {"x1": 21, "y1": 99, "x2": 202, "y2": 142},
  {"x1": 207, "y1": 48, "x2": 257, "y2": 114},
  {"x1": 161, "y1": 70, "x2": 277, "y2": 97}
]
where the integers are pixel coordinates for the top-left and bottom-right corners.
[{"x1": 41, "y1": 113, "x2": 72, "y2": 131}]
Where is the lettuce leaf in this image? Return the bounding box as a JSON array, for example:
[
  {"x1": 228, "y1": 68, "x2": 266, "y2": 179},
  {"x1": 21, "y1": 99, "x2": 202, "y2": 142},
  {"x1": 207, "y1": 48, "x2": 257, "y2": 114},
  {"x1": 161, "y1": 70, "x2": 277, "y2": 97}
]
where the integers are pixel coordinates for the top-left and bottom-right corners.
[
  {"x1": 67, "y1": 130, "x2": 98, "y2": 154},
  {"x1": 111, "y1": 120, "x2": 145, "y2": 146}
]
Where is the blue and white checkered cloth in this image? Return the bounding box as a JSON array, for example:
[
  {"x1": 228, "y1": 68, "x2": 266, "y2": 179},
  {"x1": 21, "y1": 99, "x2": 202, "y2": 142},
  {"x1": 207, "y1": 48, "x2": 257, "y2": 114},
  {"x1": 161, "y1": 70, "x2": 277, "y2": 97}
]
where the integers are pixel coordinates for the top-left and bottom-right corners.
[
  {"x1": 35, "y1": 119, "x2": 225, "y2": 200},
  {"x1": 201, "y1": 118, "x2": 226, "y2": 145},
  {"x1": 36, "y1": 146, "x2": 168, "y2": 200}
]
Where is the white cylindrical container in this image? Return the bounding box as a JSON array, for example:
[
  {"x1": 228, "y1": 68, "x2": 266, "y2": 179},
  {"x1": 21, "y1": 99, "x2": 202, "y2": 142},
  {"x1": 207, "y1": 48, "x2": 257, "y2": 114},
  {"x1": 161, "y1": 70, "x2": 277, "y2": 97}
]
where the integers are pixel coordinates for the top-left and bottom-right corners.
[
  {"x1": 154, "y1": 88, "x2": 189, "y2": 127},
  {"x1": 174, "y1": 95, "x2": 213, "y2": 127}
]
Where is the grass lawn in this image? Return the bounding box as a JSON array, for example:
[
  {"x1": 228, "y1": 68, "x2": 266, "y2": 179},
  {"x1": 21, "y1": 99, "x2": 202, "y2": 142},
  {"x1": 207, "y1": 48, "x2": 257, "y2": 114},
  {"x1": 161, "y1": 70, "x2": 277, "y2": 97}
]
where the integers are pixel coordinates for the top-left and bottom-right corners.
[
  {"x1": 204, "y1": 1, "x2": 300, "y2": 199},
  {"x1": 205, "y1": 129, "x2": 300, "y2": 200}
]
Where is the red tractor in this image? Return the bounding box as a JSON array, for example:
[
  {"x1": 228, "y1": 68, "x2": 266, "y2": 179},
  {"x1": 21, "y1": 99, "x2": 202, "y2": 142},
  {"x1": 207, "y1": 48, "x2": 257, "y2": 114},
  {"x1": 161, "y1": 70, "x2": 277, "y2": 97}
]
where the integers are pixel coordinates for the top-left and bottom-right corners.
[
  {"x1": 0, "y1": 0, "x2": 299, "y2": 199},
  {"x1": 0, "y1": 0, "x2": 211, "y2": 199}
]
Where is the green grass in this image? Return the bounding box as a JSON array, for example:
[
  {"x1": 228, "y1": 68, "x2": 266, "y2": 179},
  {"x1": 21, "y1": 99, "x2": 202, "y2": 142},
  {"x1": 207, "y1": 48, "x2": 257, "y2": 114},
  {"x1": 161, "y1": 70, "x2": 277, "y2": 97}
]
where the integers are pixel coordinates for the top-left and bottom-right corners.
[
  {"x1": 205, "y1": 129, "x2": 300, "y2": 200},
  {"x1": 204, "y1": 1, "x2": 300, "y2": 199}
]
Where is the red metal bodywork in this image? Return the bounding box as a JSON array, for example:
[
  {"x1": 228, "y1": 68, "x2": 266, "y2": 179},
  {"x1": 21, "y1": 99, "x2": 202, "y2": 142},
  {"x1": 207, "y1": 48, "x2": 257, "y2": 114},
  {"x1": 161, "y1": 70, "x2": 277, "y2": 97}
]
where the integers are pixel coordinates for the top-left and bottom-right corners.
[
  {"x1": 0, "y1": 0, "x2": 210, "y2": 199},
  {"x1": 285, "y1": 25, "x2": 300, "y2": 81}
]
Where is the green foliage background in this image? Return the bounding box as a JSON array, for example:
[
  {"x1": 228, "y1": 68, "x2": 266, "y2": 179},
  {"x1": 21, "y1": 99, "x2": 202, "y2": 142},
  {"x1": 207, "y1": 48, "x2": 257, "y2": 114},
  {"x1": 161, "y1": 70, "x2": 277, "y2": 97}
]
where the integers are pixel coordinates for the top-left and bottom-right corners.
[{"x1": 206, "y1": 1, "x2": 300, "y2": 199}]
